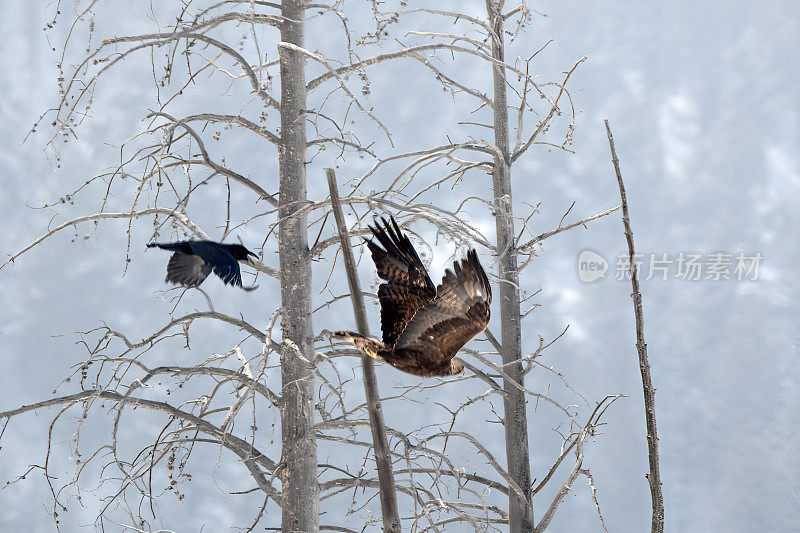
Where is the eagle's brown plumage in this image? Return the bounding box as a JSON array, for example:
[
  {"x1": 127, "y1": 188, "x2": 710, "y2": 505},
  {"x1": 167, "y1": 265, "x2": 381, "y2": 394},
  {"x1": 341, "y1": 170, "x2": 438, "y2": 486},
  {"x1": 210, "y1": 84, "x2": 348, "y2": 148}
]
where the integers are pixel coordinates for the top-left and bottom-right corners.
[{"x1": 334, "y1": 216, "x2": 491, "y2": 377}]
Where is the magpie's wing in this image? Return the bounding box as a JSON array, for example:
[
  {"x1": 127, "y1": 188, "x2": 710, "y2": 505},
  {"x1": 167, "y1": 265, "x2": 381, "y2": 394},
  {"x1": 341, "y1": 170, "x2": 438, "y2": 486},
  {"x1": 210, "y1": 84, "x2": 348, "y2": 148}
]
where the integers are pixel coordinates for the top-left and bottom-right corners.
[
  {"x1": 165, "y1": 252, "x2": 212, "y2": 287},
  {"x1": 188, "y1": 242, "x2": 243, "y2": 287}
]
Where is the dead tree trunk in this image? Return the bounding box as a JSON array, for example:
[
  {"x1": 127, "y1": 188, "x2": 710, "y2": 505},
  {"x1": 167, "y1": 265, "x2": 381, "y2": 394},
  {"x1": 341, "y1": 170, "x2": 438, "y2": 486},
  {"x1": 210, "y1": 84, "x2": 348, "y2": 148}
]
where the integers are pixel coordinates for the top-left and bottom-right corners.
[
  {"x1": 326, "y1": 169, "x2": 401, "y2": 532},
  {"x1": 279, "y1": 2, "x2": 318, "y2": 531},
  {"x1": 605, "y1": 120, "x2": 664, "y2": 533},
  {"x1": 488, "y1": 1, "x2": 534, "y2": 530}
]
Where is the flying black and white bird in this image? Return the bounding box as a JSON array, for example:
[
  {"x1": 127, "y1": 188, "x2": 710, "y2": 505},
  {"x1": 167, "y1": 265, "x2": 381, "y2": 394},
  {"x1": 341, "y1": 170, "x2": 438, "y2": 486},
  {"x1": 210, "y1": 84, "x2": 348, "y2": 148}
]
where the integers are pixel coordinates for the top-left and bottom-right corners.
[{"x1": 146, "y1": 240, "x2": 259, "y2": 291}]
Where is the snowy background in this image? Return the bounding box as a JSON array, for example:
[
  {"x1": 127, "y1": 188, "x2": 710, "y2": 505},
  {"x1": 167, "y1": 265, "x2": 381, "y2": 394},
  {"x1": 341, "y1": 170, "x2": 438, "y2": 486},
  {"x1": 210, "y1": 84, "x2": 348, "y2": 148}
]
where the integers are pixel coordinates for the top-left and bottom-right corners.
[{"x1": 1, "y1": 1, "x2": 799, "y2": 531}]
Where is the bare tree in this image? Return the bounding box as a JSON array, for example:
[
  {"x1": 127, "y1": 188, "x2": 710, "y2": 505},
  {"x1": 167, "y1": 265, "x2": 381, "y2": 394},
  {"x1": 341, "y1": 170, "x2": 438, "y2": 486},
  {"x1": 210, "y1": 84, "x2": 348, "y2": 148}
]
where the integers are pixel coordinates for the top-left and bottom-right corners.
[
  {"x1": 486, "y1": 2, "x2": 535, "y2": 528},
  {"x1": 310, "y1": 2, "x2": 612, "y2": 530},
  {"x1": 278, "y1": 1, "x2": 318, "y2": 530},
  {"x1": 1, "y1": 1, "x2": 638, "y2": 531},
  {"x1": 606, "y1": 120, "x2": 665, "y2": 533},
  {"x1": 3, "y1": 1, "x2": 346, "y2": 530}
]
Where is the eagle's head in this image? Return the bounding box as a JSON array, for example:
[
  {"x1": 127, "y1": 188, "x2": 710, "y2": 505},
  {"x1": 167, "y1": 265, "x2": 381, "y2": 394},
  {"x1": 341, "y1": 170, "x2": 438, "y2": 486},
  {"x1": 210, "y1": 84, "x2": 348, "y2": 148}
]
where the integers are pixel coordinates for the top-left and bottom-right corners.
[{"x1": 449, "y1": 359, "x2": 464, "y2": 375}]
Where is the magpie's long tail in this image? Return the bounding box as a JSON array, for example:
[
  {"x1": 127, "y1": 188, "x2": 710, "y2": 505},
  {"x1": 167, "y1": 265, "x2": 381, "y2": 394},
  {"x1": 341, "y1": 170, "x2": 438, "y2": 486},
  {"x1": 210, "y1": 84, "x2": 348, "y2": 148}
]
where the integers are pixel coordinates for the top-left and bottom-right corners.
[
  {"x1": 332, "y1": 331, "x2": 385, "y2": 360},
  {"x1": 146, "y1": 241, "x2": 186, "y2": 252}
]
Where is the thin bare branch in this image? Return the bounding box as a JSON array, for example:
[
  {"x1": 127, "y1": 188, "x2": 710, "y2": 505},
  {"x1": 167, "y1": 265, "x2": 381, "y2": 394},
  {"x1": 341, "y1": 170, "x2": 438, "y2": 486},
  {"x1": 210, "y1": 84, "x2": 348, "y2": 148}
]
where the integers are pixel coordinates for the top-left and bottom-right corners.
[
  {"x1": 516, "y1": 205, "x2": 621, "y2": 254},
  {"x1": 308, "y1": 43, "x2": 545, "y2": 101},
  {"x1": 2, "y1": 208, "x2": 204, "y2": 270},
  {"x1": 605, "y1": 119, "x2": 664, "y2": 533},
  {"x1": 278, "y1": 42, "x2": 393, "y2": 145},
  {"x1": 0, "y1": 389, "x2": 280, "y2": 499},
  {"x1": 147, "y1": 111, "x2": 279, "y2": 206},
  {"x1": 511, "y1": 56, "x2": 586, "y2": 164}
]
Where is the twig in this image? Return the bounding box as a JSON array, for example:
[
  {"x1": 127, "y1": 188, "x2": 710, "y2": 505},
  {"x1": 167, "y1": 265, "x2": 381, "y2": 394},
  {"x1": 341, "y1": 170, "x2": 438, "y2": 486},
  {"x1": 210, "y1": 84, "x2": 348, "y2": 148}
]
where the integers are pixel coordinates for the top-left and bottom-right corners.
[
  {"x1": 533, "y1": 394, "x2": 623, "y2": 532},
  {"x1": 147, "y1": 111, "x2": 279, "y2": 206},
  {"x1": 511, "y1": 56, "x2": 586, "y2": 164},
  {"x1": 0, "y1": 389, "x2": 280, "y2": 500},
  {"x1": 280, "y1": 42, "x2": 393, "y2": 145},
  {"x1": 604, "y1": 119, "x2": 664, "y2": 533},
  {"x1": 1, "y1": 209, "x2": 205, "y2": 270},
  {"x1": 515, "y1": 205, "x2": 621, "y2": 254},
  {"x1": 325, "y1": 168, "x2": 401, "y2": 533}
]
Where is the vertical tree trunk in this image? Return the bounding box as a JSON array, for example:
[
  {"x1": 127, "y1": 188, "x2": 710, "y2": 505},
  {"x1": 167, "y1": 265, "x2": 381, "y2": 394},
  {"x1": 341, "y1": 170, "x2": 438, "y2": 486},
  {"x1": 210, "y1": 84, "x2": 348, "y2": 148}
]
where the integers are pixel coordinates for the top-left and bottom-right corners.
[
  {"x1": 487, "y1": 2, "x2": 534, "y2": 530},
  {"x1": 279, "y1": 2, "x2": 318, "y2": 531}
]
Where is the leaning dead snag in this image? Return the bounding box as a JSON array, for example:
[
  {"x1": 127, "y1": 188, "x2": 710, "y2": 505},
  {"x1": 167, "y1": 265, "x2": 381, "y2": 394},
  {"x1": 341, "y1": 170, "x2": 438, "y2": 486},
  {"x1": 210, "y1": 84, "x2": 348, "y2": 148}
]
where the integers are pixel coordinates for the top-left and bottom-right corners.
[
  {"x1": 605, "y1": 119, "x2": 665, "y2": 533},
  {"x1": 326, "y1": 168, "x2": 401, "y2": 533}
]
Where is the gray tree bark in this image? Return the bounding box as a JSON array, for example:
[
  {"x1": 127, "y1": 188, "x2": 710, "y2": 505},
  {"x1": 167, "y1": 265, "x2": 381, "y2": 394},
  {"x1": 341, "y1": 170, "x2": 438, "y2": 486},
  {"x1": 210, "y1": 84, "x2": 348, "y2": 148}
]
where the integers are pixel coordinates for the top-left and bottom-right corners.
[
  {"x1": 487, "y1": 1, "x2": 534, "y2": 530},
  {"x1": 326, "y1": 169, "x2": 401, "y2": 533},
  {"x1": 605, "y1": 120, "x2": 664, "y2": 533},
  {"x1": 279, "y1": 1, "x2": 318, "y2": 531}
]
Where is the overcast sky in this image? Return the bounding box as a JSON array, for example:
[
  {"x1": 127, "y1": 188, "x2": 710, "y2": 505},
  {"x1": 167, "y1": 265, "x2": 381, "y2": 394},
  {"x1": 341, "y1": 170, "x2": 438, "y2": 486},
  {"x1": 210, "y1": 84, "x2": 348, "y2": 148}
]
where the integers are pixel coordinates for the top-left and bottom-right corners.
[{"x1": 2, "y1": 1, "x2": 799, "y2": 531}]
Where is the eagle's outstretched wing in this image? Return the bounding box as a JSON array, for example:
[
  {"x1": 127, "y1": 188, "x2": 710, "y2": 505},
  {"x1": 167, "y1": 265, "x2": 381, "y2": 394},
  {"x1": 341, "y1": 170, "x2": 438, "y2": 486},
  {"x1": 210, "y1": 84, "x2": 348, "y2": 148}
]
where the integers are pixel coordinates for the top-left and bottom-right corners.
[
  {"x1": 394, "y1": 249, "x2": 492, "y2": 370},
  {"x1": 366, "y1": 217, "x2": 436, "y2": 346}
]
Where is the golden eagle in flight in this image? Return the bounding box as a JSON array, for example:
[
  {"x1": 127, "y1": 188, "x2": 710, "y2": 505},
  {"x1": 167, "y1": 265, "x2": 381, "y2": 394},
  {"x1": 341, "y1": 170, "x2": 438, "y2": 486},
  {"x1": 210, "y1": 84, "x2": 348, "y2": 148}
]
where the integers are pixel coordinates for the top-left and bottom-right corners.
[{"x1": 334, "y1": 216, "x2": 491, "y2": 377}]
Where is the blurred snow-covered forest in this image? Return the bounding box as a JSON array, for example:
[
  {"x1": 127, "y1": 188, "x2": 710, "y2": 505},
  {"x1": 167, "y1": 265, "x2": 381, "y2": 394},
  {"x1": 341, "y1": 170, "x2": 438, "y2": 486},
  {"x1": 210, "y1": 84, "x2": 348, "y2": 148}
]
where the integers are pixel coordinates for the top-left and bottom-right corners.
[{"x1": 1, "y1": 1, "x2": 798, "y2": 531}]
